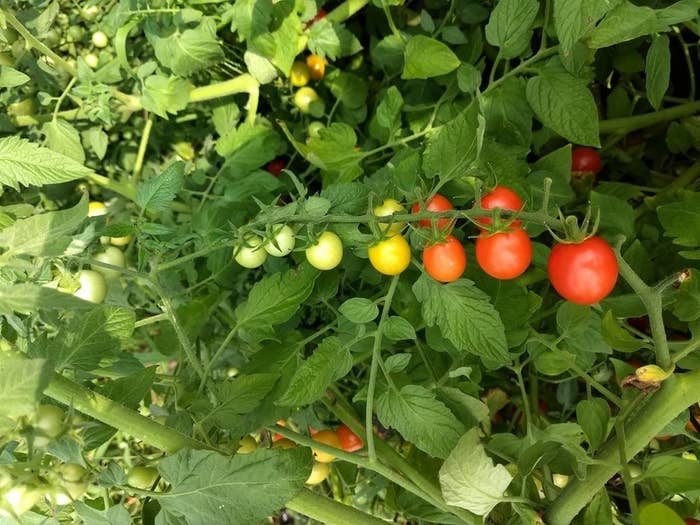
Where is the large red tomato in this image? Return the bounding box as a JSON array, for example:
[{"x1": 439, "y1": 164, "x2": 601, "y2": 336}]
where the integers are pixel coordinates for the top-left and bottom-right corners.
[
  {"x1": 423, "y1": 235, "x2": 466, "y2": 283},
  {"x1": 475, "y1": 228, "x2": 532, "y2": 280}
]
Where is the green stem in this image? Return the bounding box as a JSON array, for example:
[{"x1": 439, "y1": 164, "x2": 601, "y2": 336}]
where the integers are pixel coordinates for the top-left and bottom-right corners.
[
  {"x1": 546, "y1": 371, "x2": 700, "y2": 524},
  {"x1": 381, "y1": 1, "x2": 403, "y2": 41},
  {"x1": 599, "y1": 100, "x2": 700, "y2": 134},
  {"x1": 614, "y1": 240, "x2": 671, "y2": 370},
  {"x1": 285, "y1": 489, "x2": 386, "y2": 525},
  {"x1": 45, "y1": 373, "x2": 205, "y2": 453},
  {"x1": 485, "y1": 46, "x2": 559, "y2": 94},
  {"x1": 366, "y1": 275, "x2": 400, "y2": 463},
  {"x1": 326, "y1": 0, "x2": 370, "y2": 24},
  {"x1": 52, "y1": 77, "x2": 77, "y2": 121},
  {"x1": 132, "y1": 114, "x2": 154, "y2": 183},
  {"x1": 188, "y1": 75, "x2": 259, "y2": 124}
]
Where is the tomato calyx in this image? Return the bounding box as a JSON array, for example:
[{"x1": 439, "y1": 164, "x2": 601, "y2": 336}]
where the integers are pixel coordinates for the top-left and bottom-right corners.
[{"x1": 548, "y1": 207, "x2": 600, "y2": 245}]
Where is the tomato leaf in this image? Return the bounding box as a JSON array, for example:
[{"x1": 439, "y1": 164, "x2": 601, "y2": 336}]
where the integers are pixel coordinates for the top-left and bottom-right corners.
[
  {"x1": 412, "y1": 275, "x2": 510, "y2": 369},
  {"x1": 307, "y1": 19, "x2": 362, "y2": 60},
  {"x1": 645, "y1": 34, "x2": 671, "y2": 110},
  {"x1": 484, "y1": 0, "x2": 539, "y2": 59},
  {"x1": 0, "y1": 66, "x2": 30, "y2": 88},
  {"x1": 42, "y1": 119, "x2": 85, "y2": 164},
  {"x1": 206, "y1": 374, "x2": 280, "y2": 426},
  {"x1": 141, "y1": 75, "x2": 193, "y2": 118},
  {"x1": 658, "y1": 193, "x2": 700, "y2": 254},
  {"x1": 638, "y1": 503, "x2": 685, "y2": 525},
  {"x1": 439, "y1": 428, "x2": 513, "y2": 515},
  {"x1": 575, "y1": 398, "x2": 610, "y2": 451},
  {"x1": 376, "y1": 384, "x2": 465, "y2": 459},
  {"x1": 155, "y1": 448, "x2": 311, "y2": 525},
  {"x1": 587, "y1": 1, "x2": 663, "y2": 49},
  {"x1": 553, "y1": 0, "x2": 620, "y2": 55},
  {"x1": 135, "y1": 161, "x2": 185, "y2": 214},
  {"x1": 645, "y1": 456, "x2": 700, "y2": 493},
  {"x1": 0, "y1": 356, "x2": 51, "y2": 418},
  {"x1": 480, "y1": 77, "x2": 532, "y2": 149},
  {"x1": 583, "y1": 490, "x2": 613, "y2": 525},
  {"x1": 402, "y1": 35, "x2": 460, "y2": 79},
  {"x1": 339, "y1": 298, "x2": 378, "y2": 324},
  {"x1": 277, "y1": 337, "x2": 352, "y2": 406}
]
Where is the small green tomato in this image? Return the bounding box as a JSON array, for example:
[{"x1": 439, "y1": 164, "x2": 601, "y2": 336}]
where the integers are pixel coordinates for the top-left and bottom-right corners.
[
  {"x1": 305, "y1": 231, "x2": 343, "y2": 270},
  {"x1": 264, "y1": 225, "x2": 296, "y2": 257},
  {"x1": 307, "y1": 121, "x2": 325, "y2": 141},
  {"x1": 73, "y1": 270, "x2": 107, "y2": 304},
  {"x1": 127, "y1": 466, "x2": 159, "y2": 490},
  {"x1": 234, "y1": 235, "x2": 268, "y2": 268},
  {"x1": 91, "y1": 31, "x2": 108, "y2": 48},
  {"x1": 93, "y1": 246, "x2": 125, "y2": 281},
  {"x1": 293, "y1": 87, "x2": 322, "y2": 115},
  {"x1": 83, "y1": 53, "x2": 99, "y2": 69}
]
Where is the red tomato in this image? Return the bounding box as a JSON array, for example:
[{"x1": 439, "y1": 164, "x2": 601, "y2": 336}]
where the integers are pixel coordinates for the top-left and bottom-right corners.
[
  {"x1": 266, "y1": 159, "x2": 286, "y2": 177},
  {"x1": 475, "y1": 228, "x2": 532, "y2": 280},
  {"x1": 478, "y1": 186, "x2": 523, "y2": 227},
  {"x1": 571, "y1": 147, "x2": 602, "y2": 175},
  {"x1": 423, "y1": 235, "x2": 466, "y2": 283},
  {"x1": 411, "y1": 194, "x2": 453, "y2": 230},
  {"x1": 336, "y1": 424, "x2": 363, "y2": 452},
  {"x1": 685, "y1": 519, "x2": 699, "y2": 525},
  {"x1": 547, "y1": 236, "x2": 618, "y2": 305},
  {"x1": 305, "y1": 8, "x2": 327, "y2": 29}
]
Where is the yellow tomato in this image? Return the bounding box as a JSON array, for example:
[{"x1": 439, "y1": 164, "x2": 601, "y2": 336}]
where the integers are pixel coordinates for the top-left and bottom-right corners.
[
  {"x1": 368, "y1": 235, "x2": 411, "y2": 276},
  {"x1": 290, "y1": 61, "x2": 310, "y2": 87},
  {"x1": 373, "y1": 198, "x2": 406, "y2": 236},
  {"x1": 293, "y1": 87, "x2": 321, "y2": 114},
  {"x1": 305, "y1": 462, "x2": 330, "y2": 485},
  {"x1": 87, "y1": 201, "x2": 107, "y2": 217},
  {"x1": 110, "y1": 234, "x2": 132, "y2": 247},
  {"x1": 311, "y1": 429, "x2": 341, "y2": 463},
  {"x1": 306, "y1": 54, "x2": 326, "y2": 81}
]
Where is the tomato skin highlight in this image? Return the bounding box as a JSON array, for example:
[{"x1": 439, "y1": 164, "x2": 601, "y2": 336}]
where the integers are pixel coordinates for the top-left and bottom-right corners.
[
  {"x1": 478, "y1": 186, "x2": 523, "y2": 227},
  {"x1": 571, "y1": 146, "x2": 602, "y2": 175},
  {"x1": 475, "y1": 228, "x2": 532, "y2": 280},
  {"x1": 422, "y1": 235, "x2": 466, "y2": 283},
  {"x1": 547, "y1": 236, "x2": 618, "y2": 305},
  {"x1": 368, "y1": 235, "x2": 411, "y2": 276},
  {"x1": 336, "y1": 424, "x2": 363, "y2": 452},
  {"x1": 305, "y1": 231, "x2": 343, "y2": 270},
  {"x1": 311, "y1": 429, "x2": 342, "y2": 463},
  {"x1": 411, "y1": 194, "x2": 453, "y2": 230}
]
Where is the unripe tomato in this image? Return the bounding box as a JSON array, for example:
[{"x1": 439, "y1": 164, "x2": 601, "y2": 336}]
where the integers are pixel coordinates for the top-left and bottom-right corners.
[
  {"x1": 272, "y1": 438, "x2": 296, "y2": 449},
  {"x1": 305, "y1": 462, "x2": 330, "y2": 485},
  {"x1": 93, "y1": 246, "x2": 125, "y2": 281},
  {"x1": 368, "y1": 235, "x2": 411, "y2": 276},
  {"x1": 571, "y1": 147, "x2": 602, "y2": 175},
  {"x1": 293, "y1": 87, "x2": 321, "y2": 115},
  {"x1": 266, "y1": 158, "x2": 286, "y2": 176},
  {"x1": 87, "y1": 201, "x2": 107, "y2": 217},
  {"x1": 83, "y1": 53, "x2": 99, "y2": 69},
  {"x1": 552, "y1": 474, "x2": 569, "y2": 489},
  {"x1": 81, "y1": 5, "x2": 100, "y2": 21},
  {"x1": 73, "y1": 270, "x2": 107, "y2": 304},
  {"x1": 237, "y1": 435, "x2": 258, "y2": 454},
  {"x1": 478, "y1": 186, "x2": 523, "y2": 227},
  {"x1": 127, "y1": 466, "x2": 158, "y2": 490},
  {"x1": 110, "y1": 234, "x2": 132, "y2": 247},
  {"x1": 373, "y1": 198, "x2": 406, "y2": 236},
  {"x1": 234, "y1": 235, "x2": 268, "y2": 268},
  {"x1": 307, "y1": 121, "x2": 325, "y2": 140},
  {"x1": 311, "y1": 429, "x2": 342, "y2": 463},
  {"x1": 336, "y1": 424, "x2": 363, "y2": 452},
  {"x1": 91, "y1": 31, "x2": 108, "y2": 48},
  {"x1": 35, "y1": 405, "x2": 64, "y2": 439},
  {"x1": 547, "y1": 236, "x2": 618, "y2": 305},
  {"x1": 264, "y1": 225, "x2": 296, "y2": 257},
  {"x1": 58, "y1": 463, "x2": 86, "y2": 484},
  {"x1": 290, "y1": 61, "x2": 310, "y2": 87},
  {"x1": 305, "y1": 231, "x2": 343, "y2": 270},
  {"x1": 7, "y1": 98, "x2": 36, "y2": 118},
  {"x1": 4, "y1": 485, "x2": 40, "y2": 515},
  {"x1": 67, "y1": 26, "x2": 85, "y2": 43},
  {"x1": 475, "y1": 228, "x2": 532, "y2": 280},
  {"x1": 423, "y1": 235, "x2": 466, "y2": 283},
  {"x1": 411, "y1": 194, "x2": 453, "y2": 230},
  {"x1": 306, "y1": 54, "x2": 326, "y2": 81}
]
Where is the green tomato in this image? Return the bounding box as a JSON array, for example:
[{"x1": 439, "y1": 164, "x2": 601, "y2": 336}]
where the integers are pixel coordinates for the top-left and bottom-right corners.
[
  {"x1": 67, "y1": 26, "x2": 84, "y2": 43},
  {"x1": 373, "y1": 198, "x2": 406, "y2": 236},
  {"x1": 58, "y1": 463, "x2": 87, "y2": 484},
  {"x1": 93, "y1": 246, "x2": 125, "y2": 281},
  {"x1": 91, "y1": 31, "x2": 108, "y2": 48},
  {"x1": 264, "y1": 225, "x2": 296, "y2": 257},
  {"x1": 307, "y1": 121, "x2": 325, "y2": 140},
  {"x1": 83, "y1": 53, "x2": 99, "y2": 69},
  {"x1": 127, "y1": 466, "x2": 158, "y2": 490},
  {"x1": 4, "y1": 485, "x2": 40, "y2": 515},
  {"x1": 35, "y1": 405, "x2": 64, "y2": 438},
  {"x1": 293, "y1": 87, "x2": 321, "y2": 115},
  {"x1": 81, "y1": 5, "x2": 100, "y2": 21},
  {"x1": 73, "y1": 270, "x2": 107, "y2": 304},
  {"x1": 234, "y1": 235, "x2": 267, "y2": 268},
  {"x1": 305, "y1": 231, "x2": 343, "y2": 270}
]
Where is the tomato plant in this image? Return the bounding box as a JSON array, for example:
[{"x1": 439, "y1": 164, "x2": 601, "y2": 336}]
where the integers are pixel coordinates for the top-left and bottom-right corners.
[
  {"x1": 305, "y1": 231, "x2": 343, "y2": 270},
  {"x1": 411, "y1": 194, "x2": 453, "y2": 230},
  {"x1": 368, "y1": 235, "x2": 411, "y2": 276},
  {"x1": 423, "y1": 235, "x2": 467, "y2": 283},
  {"x1": 289, "y1": 61, "x2": 310, "y2": 87},
  {"x1": 127, "y1": 466, "x2": 159, "y2": 490},
  {"x1": 93, "y1": 246, "x2": 125, "y2": 280},
  {"x1": 547, "y1": 236, "x2": 619, "y2": 305},
  {"x1": 265, "y1": 158, "x2": 286, "y2": 177},
  {"x1": 475, "y1": 228, "x2": 532, "y2": 280},
  {"x1": 293, "y1": 87, "x2": 322, "y2": 115}
]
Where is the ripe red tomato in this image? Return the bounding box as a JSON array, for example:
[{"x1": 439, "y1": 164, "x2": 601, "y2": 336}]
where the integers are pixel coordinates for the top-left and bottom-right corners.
[
  {"x1": 423, "y1": 235, "x2": 466, "y2": 283},
  {"x1": 475, "y1": 228, "x2": 532, "y2": 280},
  {"x1": 547, "y1": 236, "x2": 618, "y2": 305},
  {"x1": 266, "y1": 159, "x2": 286, "y2": 176},
  {"x1": 571, "y1": 147, "x2": 602, "y2": 175},
  {"x1": 411, "y1": 194, "x2": 453, "y2": 230},
  {"x1": 478, "y1": 186, "x2": 523, "y2": 227},
  {"x1": 305, "y1": 8, "x2": 327, "y2": 29},
  {"x1": 685, "y1": 518, "x2": 699, "y2": 525},
  {"x1": 336, "y1": 424, "x2": 363, "y2": 452}
]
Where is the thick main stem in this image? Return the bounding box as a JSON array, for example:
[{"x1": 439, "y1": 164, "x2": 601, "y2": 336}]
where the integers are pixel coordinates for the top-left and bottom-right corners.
[
  {"x1": 546, "y1": 370, "x2": 700, "y2": 524},
  {"x1": 285, "y1": 489, "x2": 386, "y2": 525}
]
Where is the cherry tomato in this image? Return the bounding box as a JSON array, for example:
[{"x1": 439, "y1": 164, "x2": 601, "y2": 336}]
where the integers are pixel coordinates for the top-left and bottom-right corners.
[
  {"x1": 305, "y1": 231, "x2": 343, "y2": 270},
  {"x1": 305, "y1": 9, "x2": 327, "y2": 29},
  {"x1": 83, "y1": 53, "x2": 99, "y2": 69},
  {"x1": 547, "y1": 236, "x2": 618, "y2": 305},
  {"x1": 423, "y1": 235, "x2": 466, "y2": 283},
  {"x1": 306, "y1": 54, "x2": 326, "y2": 81},
  {"x1": 81, "y1": 5, "x2": 100, "y2": 21},
  {"x1": 237, "y1": 435, "x2": 258, "y2": 454},
  {"x1": 411, "y1": 194, "x2": 453, "y2": 230},
  {"x1": 336, "y1": 424, "x2": 363, "y2": 452},
  {"x1": 87, "y1": 201, "x2": 107, "y2": 218},
  {"x1": 307, "y1": 121, "x2": 325, "y2": 140},
  {"x1": 110, "y1": 234, "x2": 132, "y2": 247},
  {"x1": 293, "y1": 87, "x2": 321, "y2": 114},
  {"x1": 290, "y1": 61, "x2": 310, "y2": 87},
  {"x1": 368, "y1": 235, "x2": 411, "y2": 276},
  {"x1": 93, "y1": 246, "x2": 125, "y2": 281},
  {"x1": 91, "y1": 31, "x2": 108, "y2": 48},
  {"x1": 266, "y1": 158, "x2": 286, "y2": 177},
  {"x1": 311, "y1": 429, "x2": 342, "y2": 463},
  {"x1": 478, "y1": 186, "x2": 523, "y2": 227},
  {"x1": 234, "y1": 235, "x2": 268, "y2": 268},
  {"x1": 272, "y1": 438, "x2": 296, "y2": 449},
  {"x1": 686, "y1": 518, "x2": 700, "y2": 525},
  {"x1": 73, "y1": 270, "x2": 107, "y2": 304},
  {"x1": 475, "y1": 228, "x2": 532, "y2": 280},
  {"x1": 35, "y1": 405, "x2": 64, "y2": 439},
  {"x1": 571, "y1": 147, "x2": 602, "y2": 175},
  {"x1": 127, "y1": 466, "x2": 158, "y2": 490},
  {"x1": 264, "y1": 225, "x2": 296, "y2": 257},
  {"x1": 4, "y1": 485, "x2": 40, "y2": 514},
  {"x1": 306, "y1": 462, "x2": 330, "y2": 485},
  {"x1": 373, "y1": 198, "x2": 406, "y2": 235}
]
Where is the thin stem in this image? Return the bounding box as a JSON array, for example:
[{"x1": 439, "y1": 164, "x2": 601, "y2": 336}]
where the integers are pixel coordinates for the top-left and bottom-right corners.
[
  {"x1": 433, "y1": 0, "x2": 456, "y2": 37},
  {"x1": 366, "y1": 275, "x2": 400, "y2": 463},
  {"x1": 569, "y1": 363, "x2": 623, "y2": 407},
  {"x1": 52, "y1": 77, "x2": 77, "y2": 121},
  {"x1": 135, "y1": 313, "x2": 169, "y2": 328},
  {"x1": 132, "y1": 114, "x2": 154, "y2": 183},
  {"x1": 673, "y1": 27, "x2": 696, "y2": 101},
  {"x1": 672, "y1": 338, "x2": 700, "y2": 364},
  {"x1": 540, "y1": 0, "x2": 551, "y2": 50},
  {"x1": 485, "y1": 46, "x2": 559, "y2": 94},
  {"x1": 188, "y1": 75, "x2": 259, "y2": 124},
  {"x1": 197, "y1": 325, "x2": 239, "y2": 395},
  {"x1": 511, "y1": 364, "x2": 532, "y2": 433},
  {"x1": 615, "y1": 417, "x2": 640, "y2": 525},
  {"x1": 157, "y1": 240, "x2": 232, "y2": 272},
  {"x1": 599, "y1": 100, "x2": 700, "y2": 134},
  {"x1": 381, "y1": 1, "x2": 403, "y2": 41}
]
